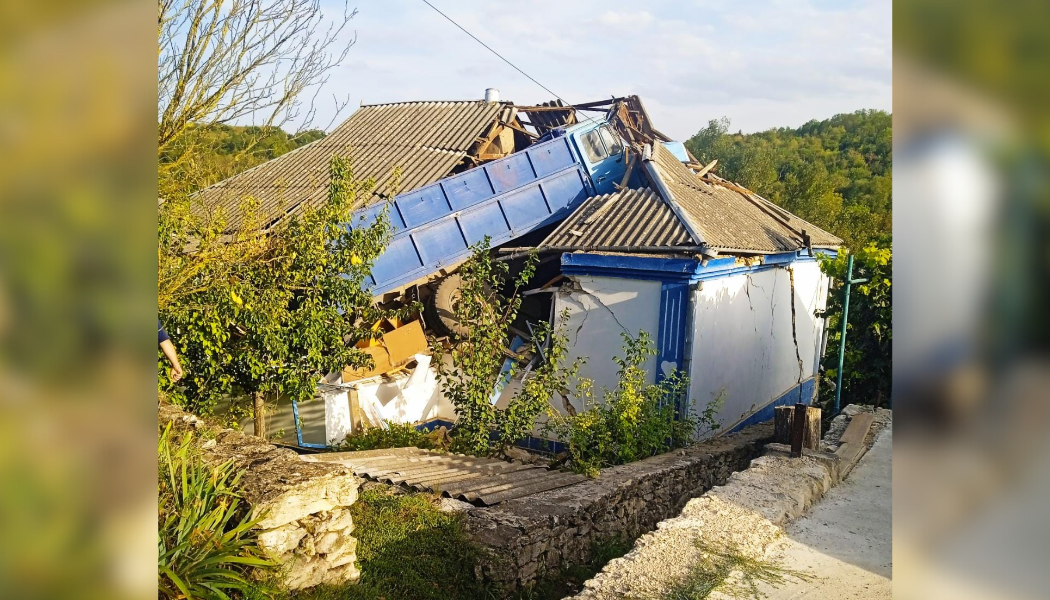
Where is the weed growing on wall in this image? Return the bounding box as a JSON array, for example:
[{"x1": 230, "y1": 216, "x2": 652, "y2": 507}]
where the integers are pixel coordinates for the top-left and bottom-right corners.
[{"x1": 545, "y1": 332, "x2": 721, "y2": 477}]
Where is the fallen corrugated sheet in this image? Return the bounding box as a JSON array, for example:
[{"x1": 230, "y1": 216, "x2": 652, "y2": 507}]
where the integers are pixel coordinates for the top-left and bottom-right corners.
[
  {"x1": 194, "y1": 100, "x2": 514, "y2": 231},
  {"x1": 302, "y1": 447, "x2": 589, "y2": 506},
  {"x1": 539, "y1": 187, "x2": 694, "y2": 250},
  {"x1": 648, "y1": 143, "x2": 842, "y2": 253}
]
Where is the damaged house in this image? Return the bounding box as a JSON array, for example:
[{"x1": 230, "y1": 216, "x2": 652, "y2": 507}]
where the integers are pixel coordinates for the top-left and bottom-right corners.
[{"x1": 195, "y1": 93, "x2": 841, "y2": 446}]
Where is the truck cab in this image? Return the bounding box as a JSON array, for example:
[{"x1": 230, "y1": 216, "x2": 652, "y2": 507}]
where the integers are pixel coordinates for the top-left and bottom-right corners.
[{"x1": 561, "y1": 119, "x2": 630, "y2": 195}]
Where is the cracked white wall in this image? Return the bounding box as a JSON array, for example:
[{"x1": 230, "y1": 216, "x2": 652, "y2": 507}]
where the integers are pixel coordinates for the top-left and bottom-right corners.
[
  {"x1": 554, "y1": 276, "x2": 662, "y2": 414},
  {"x1": 689, "y1": 260, "x2": 829, "y2": 431}
]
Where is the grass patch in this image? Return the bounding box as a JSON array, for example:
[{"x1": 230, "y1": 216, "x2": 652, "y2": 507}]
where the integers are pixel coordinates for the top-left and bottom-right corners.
[
  {"x1": 664, "y1": 541, "x2": 811, "y2": 600},
  {"x1": 246, "y1": 487, "x2": 498, "y2": 600},
  {"x1": 513, "y1": 535, "x2": 634, "y2": 600}
]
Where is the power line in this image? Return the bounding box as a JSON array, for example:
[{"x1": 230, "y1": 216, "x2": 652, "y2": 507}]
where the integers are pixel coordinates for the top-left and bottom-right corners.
[{"x1": 418, "y1": 0, "x2": 568, "y2": 104}]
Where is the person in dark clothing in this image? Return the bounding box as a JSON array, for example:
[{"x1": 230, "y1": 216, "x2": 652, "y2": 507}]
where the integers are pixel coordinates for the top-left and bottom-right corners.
[{"x1": 158, "y1": 319, "x2": 184, "y2": 382}]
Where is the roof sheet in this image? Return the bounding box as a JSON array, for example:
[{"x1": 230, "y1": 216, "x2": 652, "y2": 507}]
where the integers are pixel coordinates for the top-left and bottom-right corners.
[
  {"x1": 194, "y1": 100, "x2": 513, "y2": 230},
  {"x1": 540, "y1": 188, "x2": 694, "y2": 250},
  {"x1": 650, "y1": 143, "x2": 842, "y2": 253}
]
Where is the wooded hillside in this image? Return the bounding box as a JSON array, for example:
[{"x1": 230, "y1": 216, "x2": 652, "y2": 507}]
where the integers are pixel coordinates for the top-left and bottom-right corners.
[
  {"x1": 162, "y1": 124, "x2": 325, "y2": 195},
  {"x1": 685, "y1": 110, "x2": 892, "y2": 250}
]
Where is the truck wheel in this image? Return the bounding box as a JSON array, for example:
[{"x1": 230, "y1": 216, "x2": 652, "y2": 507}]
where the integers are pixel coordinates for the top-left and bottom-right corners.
[{"x1": 427, "y1": 273, "x2": 470, "y2": 338}]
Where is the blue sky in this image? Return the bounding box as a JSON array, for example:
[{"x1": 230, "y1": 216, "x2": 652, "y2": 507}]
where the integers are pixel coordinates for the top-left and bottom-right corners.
[{"x1": 310, "y1": 0, "x2": 891, "y2": 139}]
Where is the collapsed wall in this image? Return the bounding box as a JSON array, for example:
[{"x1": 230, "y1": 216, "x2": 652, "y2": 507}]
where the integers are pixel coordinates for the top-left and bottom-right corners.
[{"x1": 159, "y1": 403, "x2": 361, "y2": 590}]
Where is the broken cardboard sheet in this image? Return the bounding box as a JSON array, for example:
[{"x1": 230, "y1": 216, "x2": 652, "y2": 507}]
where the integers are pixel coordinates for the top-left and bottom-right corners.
[{"x1": 341, "y1": 320, "x2": 428, "y2": 381}]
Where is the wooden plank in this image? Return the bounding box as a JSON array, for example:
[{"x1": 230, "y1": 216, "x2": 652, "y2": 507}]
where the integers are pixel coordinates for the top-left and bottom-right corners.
[{"x1": 836, "y1": 413, "x2": 875, "y2": 449}]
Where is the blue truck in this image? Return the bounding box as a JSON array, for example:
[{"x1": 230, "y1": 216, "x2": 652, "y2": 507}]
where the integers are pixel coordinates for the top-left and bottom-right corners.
[{"x1": 350, "y1": 117, "x2": 641, "y2": 308}]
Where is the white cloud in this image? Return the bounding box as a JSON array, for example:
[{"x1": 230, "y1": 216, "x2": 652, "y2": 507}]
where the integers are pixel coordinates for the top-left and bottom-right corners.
[
  {"x1": 598, "y1": 10, "x2": 655, "y2": 28},
  {"x1": 291, "y1": 0, "x2": 891, "y2": 139}
]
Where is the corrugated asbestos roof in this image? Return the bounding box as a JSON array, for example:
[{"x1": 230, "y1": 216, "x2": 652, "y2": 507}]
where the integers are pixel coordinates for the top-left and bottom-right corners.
[
  {"x1": 649, "y1": 143, "x2": 842, "y2": 253},
  {"x1": 540, "y1": 188, "x2": 695, "y2": 249},
  {"x1": 539, "y1": 146, "x2": 842, "y2": 255},
  {"x1": 302, "y1": 446, "x2": 588, "y2": 506},
  {"x1": 194, "y1": 100, "x2": 513, "y2": 230}
]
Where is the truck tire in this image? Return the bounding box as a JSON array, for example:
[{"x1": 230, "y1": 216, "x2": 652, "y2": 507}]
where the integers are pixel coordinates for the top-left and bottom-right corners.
[{"x1": 427, "y1": 273, "x2": 469, "y2": 338}]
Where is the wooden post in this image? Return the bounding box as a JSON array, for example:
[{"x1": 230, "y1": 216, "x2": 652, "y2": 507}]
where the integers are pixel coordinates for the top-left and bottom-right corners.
[
  {"x1": 253, "y1": 390, "x2": 267, "y2": 439},
  {"x1": 776, "y1": 405, "x2": 822, "y2": 450},
  {"x1": 348, "y1": 388, "x2": 363, "y2": 434},
  {"x1": 774, "y1": 406, "x2": 793, "y2": 444},
  {"x1": 790, "y1": 403, "x2": 807, "y2": 457}
]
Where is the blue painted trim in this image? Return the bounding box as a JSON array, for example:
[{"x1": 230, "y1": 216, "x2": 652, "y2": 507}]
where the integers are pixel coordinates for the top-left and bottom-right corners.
[
  {"x1": 726, "y1": 377, "x2": 817, "y2": 434},
  {"x1": 656, "y1": 281, "x2": 690, "y2": 382},
  {"x1": 561, "y1": 249, "x2": 828, "y2": 285},
  {"x1": 561, "y1": 252, "x2": 699, "y2": 282}
]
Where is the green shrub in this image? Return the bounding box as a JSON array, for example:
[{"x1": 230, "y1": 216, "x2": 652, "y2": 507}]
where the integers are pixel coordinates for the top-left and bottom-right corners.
[
  {"x1": 545, "y1": 332, "x2": 721, "y2": 476},
  {"x1": 435, "y1": 239, "x2": 577, "y2": 457},
  {"x1": 336, "y1": 421, "x2": 438, "y2": 451},
  {"x1": 158, "y1": 425, "x2": 274, "y2": 600}
]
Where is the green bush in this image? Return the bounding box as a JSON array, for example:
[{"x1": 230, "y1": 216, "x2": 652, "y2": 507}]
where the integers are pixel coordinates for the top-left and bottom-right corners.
[
  {"x1": 545, "y1": 332, "x2": 720, "y2": 477},
  {"x1": 158, "y1": 426, "x2": 274, "y2": 600},
  {"x1": 817, "y1": 242, "x2": 892, "y2": 409},
  {"x1": 336, "y1": 421, "x2": 436, "y2": 452},
  {"x1": 435, "y1": 239, "x2": 577, "y2": 457}
]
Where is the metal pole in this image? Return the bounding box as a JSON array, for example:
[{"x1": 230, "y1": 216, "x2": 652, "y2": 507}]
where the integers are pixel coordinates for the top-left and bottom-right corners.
[{"x1": 834, "y1": 255, "x2": 854, "y2": 416}]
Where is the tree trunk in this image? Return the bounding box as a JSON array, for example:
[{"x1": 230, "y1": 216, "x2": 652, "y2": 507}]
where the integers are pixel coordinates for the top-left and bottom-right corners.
[{"x1": 254, "y1": 390, "x2": 267, "y2": 439}]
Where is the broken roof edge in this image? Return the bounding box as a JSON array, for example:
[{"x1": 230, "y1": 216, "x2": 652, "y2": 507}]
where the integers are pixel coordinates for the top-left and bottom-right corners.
[{"x1": 641, "y1": 149, "x2": 707, "y2": 248}]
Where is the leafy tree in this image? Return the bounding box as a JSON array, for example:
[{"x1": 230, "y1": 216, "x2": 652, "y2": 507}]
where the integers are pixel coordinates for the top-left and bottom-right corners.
[
  {"x1": 685, "y1": 110, "x2": 892, "y2": 249},
  {"x1": 158, "y1": 0, "x2": 356, "y2": 199},
  {"x1": 817, "y1": 243, "x2": 893, "y2": 409},
  {"x1": 160, "y1": 124, "x2": 325, "y2": 195},
  {"x1": 434, "y1": 239, "x2": 578, "y2": 457},
  {"x1": 161, "y1": 157, "x2": 400, "y2": 436}
]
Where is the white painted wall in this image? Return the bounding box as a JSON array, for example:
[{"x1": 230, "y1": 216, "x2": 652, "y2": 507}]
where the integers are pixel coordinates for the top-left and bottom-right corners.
[
  {"x1": 553, "y1": 276, "x2": 663, "y2": 414},
  {"x1": 688, "y1": 260, "x2": 829, "y2": 431}
]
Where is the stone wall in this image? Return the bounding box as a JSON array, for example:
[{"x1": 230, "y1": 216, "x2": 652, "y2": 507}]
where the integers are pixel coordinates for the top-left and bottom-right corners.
[
  {"x1": 570, "y1": 405, "x2": 893, "y2": 599},
  {"x1": 463, "y1": 423, "x2": 774, "y2": 589},
  {"x1": 159, "y1": 404, "x2": 361, "y2": 590}
]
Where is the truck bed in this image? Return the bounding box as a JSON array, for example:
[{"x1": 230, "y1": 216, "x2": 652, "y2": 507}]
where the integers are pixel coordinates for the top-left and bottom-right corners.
[{"x1": 351, "y1": 134, "x2": 595, "y2": 296}]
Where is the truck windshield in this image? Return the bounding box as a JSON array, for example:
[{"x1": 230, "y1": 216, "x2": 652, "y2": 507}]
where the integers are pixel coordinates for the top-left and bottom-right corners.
[
  {"x1": 599, "y1": 126, "x2": 623, "y2": 156},
  {"x1": 579, "y1": 129, "x2": 608, "y2": 163}
]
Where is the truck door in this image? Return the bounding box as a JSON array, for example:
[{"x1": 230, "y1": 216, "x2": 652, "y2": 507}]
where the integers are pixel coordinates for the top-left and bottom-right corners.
[{"x1": 573, "y1": 124, "x2": 626, "y2": 195}]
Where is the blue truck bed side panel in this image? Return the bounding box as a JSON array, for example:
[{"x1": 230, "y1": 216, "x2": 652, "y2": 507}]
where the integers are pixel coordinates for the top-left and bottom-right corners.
[{"x1": 357, "y1": 135, "x2": 592, "y2": 296}]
